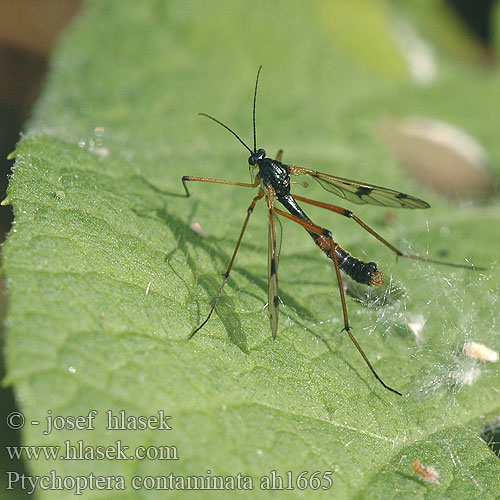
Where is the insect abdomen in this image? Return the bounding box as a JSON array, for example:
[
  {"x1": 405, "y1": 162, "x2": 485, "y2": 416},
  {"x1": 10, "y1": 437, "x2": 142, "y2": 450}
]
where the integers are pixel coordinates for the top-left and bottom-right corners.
[
  {"x1": 335, "y1": 245, "x2": 384, "y2": 286},
  {"x1": 277, "y1": 194, "x2": 384, "y2": 286},
  {"x1": 310, "y1": 233, "x2": 384, "y2": 286}
]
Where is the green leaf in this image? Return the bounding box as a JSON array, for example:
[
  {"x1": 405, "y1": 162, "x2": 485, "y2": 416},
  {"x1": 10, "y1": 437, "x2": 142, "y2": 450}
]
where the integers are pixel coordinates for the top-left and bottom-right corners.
[
  {"x1": 319, "y1": 0, "x2": 407, "y2": 80},
  {"x1": 3, "y1": 1, "x2": 500, "y2": 498}
]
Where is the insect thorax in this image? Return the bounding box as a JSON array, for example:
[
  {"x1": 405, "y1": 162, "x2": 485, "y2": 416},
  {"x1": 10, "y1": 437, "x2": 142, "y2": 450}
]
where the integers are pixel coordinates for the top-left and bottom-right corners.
[{"x1": 258, "y1": 158, "x2": 291, "y2": 197}]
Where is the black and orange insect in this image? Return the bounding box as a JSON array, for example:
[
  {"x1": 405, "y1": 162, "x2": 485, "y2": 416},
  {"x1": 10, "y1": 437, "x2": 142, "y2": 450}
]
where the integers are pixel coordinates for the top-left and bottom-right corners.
[{"x1": 182, "y1": 67, "x2": 477, "y2": 396}]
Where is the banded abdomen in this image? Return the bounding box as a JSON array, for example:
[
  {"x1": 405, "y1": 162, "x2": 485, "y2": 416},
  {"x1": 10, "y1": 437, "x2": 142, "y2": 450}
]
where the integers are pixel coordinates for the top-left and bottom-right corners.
[
  {"x1": 309, "y1": 232, "x2": 384, "y2": 286},
  {"x1": 278, "y1": 194, "x2": 384, "y2": 287}
]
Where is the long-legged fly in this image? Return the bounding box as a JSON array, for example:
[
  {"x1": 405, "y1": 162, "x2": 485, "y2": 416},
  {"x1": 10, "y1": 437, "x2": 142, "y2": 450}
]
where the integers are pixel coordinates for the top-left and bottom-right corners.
[{"x1": 182, "y1": 67, "x2": 480, "y2": 396}]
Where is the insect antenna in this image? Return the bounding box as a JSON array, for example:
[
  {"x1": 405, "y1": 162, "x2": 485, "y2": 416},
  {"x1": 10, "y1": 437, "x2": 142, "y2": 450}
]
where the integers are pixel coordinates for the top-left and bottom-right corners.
[
  {"x1": 252, "y1": 65, "x2": 262, "y2": 153},
  {"x1": 198, "y1": 66, "x2": 263, "y2": 156},
  {"x1": 198, "y1": 113, "x2": 253, "y2": 155}
]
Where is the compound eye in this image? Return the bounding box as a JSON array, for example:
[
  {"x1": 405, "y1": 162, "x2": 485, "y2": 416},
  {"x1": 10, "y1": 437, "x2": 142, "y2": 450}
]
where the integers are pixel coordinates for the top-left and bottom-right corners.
[
  {"x1": 248, "y1": 155, "x2": 257, "y2": 165},
  {"x1": 257, "y1": 148, "x2": 266, "y2": 159}
]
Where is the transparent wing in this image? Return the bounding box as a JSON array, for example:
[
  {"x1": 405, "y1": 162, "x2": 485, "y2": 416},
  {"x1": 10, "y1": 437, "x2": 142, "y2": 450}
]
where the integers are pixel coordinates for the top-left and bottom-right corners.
[
  {"x1": 275, "y1": 212, "x2": 283, "y2": 265},
  {"x1": 267, "y1": 193, "x2": 280, "y2": 338},
  {"x1": 289, "y1": 165, "x2": 430, "y2": 209}
]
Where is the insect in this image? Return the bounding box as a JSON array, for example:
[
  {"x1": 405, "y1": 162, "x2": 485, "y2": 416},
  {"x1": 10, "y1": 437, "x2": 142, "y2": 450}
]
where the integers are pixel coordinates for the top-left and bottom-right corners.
[
  {"x1": 182, "y1": 67, "x2": 479, "y2": 396},
  {"x1": 412, "y1": 459, "x2": 440, "y2": 484}
]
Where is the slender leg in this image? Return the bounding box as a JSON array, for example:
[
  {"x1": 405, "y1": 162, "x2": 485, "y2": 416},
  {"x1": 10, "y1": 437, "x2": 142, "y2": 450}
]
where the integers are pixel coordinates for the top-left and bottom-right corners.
[
  {"x1": 265, "y1": 186, "x2": 280, "y2": 338},
  {"x1": 182, "y1": 176, "x2": 259, "y2": 197},
  {"x1": 293, "y1": 194, "x2": 479, "y2": 270},
  {"x1": 275, "y1": 149, "x2": 283, "y2": 162},
  {"x1": 188, "y1": 189, "x2": 265, "y2": 339},
  {"x1": 273, "y1": 207, "x2": 402, "y2": 396}
]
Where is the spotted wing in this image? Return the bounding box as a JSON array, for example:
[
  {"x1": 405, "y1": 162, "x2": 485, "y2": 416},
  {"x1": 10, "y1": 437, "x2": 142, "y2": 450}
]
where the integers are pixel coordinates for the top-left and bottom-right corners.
[
  {"x1": 290, "y1": 166, "x2": 430, "y2": 209},
  {"x1": 267, "y1": 191, "x2": 280, "y2": 338}
]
